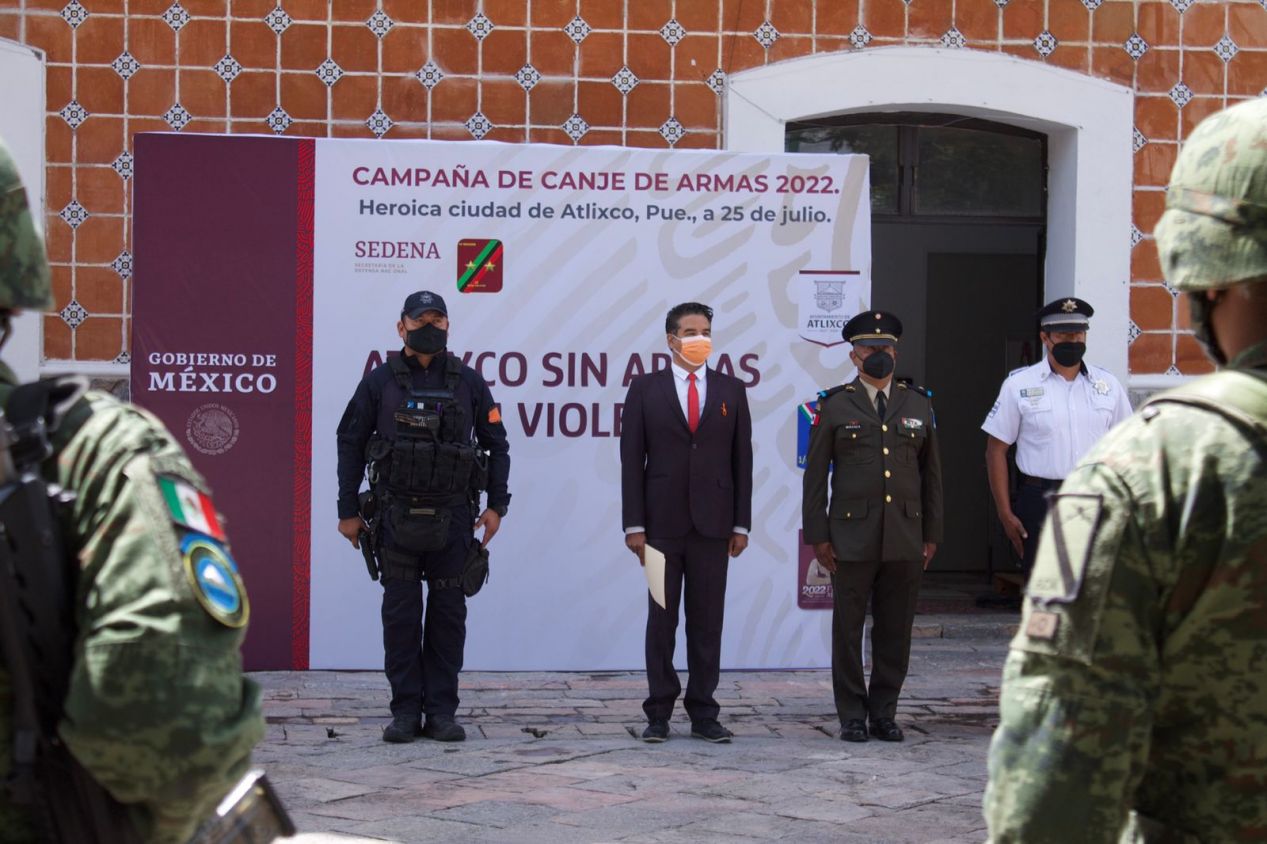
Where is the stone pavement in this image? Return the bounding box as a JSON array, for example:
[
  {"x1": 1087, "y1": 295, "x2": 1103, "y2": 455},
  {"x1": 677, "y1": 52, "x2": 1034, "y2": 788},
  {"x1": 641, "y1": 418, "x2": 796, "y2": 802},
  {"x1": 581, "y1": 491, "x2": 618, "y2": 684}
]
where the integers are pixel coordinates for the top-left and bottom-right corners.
[{"x1": 261, "y1": 624, "x2": 1012, "y2": 843}]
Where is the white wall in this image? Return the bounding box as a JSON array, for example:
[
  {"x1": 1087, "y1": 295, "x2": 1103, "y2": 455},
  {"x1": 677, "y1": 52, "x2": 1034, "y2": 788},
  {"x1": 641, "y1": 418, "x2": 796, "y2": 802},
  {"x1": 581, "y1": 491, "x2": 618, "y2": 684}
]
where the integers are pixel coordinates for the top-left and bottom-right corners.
[
  {"x1": 725, "y1": 47, "x2": 1134, "y2": 386},
  {"x1": 0, "y1": 39, "x2": 47, "y2": 381}
]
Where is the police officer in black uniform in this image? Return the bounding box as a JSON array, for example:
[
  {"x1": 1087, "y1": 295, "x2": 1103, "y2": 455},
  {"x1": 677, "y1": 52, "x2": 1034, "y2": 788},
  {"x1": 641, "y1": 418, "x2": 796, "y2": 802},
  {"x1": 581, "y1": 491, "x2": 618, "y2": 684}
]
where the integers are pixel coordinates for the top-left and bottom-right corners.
[{"x1": 336, "y1": 290, "x2": 510, "y2": 743}]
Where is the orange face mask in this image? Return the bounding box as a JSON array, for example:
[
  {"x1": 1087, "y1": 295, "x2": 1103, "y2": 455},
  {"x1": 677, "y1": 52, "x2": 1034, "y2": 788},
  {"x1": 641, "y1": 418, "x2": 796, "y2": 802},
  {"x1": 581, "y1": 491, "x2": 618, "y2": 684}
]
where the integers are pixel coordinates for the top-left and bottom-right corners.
[{"x1": 677, "y1": 335, "x2": 712, "y2": 366}]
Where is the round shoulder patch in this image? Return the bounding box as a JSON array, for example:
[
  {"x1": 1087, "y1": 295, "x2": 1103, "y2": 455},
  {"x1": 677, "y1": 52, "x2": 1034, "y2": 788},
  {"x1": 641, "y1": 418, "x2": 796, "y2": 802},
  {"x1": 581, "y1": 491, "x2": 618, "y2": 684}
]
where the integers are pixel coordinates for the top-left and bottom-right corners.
[{"x1": 181, "y1": 533, "x2": 249, "y2": 628}]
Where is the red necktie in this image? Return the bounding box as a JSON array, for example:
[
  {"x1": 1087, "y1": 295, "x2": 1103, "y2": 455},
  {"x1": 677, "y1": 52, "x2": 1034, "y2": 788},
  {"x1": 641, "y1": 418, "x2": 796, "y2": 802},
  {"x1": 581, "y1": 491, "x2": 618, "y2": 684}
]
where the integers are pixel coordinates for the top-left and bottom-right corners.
[{"x1": 688, "y1": 372, "x2": 700, "y2": 433}]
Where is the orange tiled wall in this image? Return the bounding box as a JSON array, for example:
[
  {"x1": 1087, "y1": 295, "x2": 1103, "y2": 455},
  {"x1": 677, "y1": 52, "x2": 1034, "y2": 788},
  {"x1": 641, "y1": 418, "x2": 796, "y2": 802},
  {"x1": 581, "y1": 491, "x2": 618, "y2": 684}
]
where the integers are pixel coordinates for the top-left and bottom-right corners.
[{"x1": 3, "y1": 0, "x2": 1265, "y2": 374}]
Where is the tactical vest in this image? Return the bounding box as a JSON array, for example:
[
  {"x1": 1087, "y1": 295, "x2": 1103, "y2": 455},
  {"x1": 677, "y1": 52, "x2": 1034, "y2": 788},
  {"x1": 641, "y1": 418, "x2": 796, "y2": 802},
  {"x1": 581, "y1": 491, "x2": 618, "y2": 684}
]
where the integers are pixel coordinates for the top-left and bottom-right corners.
[{"x1": 371, "y1": 354, "x2": 487, "y2": 503}]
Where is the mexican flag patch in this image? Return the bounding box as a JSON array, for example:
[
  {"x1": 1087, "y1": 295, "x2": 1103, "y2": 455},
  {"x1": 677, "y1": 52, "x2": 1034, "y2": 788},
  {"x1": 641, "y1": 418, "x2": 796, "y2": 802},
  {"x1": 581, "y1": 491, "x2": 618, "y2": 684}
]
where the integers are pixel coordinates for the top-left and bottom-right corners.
[{"x1": 159, "y1": 476, "x2": 226, "y2": 541}]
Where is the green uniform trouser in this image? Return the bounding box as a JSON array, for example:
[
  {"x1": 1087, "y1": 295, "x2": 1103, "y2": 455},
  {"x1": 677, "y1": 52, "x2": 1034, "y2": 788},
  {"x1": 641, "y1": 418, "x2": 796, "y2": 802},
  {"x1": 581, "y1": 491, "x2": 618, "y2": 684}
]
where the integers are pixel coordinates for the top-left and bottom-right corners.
[{"x1": 831, "y1": 559, "x2": 923, "y2": 722}]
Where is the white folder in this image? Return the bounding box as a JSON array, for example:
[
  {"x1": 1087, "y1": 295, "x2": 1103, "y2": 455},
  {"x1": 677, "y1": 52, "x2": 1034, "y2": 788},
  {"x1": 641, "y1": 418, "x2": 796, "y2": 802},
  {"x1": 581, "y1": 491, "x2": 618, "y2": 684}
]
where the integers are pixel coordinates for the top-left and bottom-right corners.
[{"x1": 643, "y1": 544, "x2": 667, "y2": 609}]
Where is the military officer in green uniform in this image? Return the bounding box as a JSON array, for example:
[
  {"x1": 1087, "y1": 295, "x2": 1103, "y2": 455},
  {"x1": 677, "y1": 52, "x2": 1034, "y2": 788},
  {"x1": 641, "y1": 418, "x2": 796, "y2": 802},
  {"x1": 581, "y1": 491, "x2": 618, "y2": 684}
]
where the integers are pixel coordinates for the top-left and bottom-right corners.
[
  {"x1": 984, "y1": 97, "x2": 1267, "y2": 842},
  {"x1": 0, "y1": 139, "x2": 264, "y2": 842},
  {"x1": 802, "y1": 311, "x2": 943, "y2": 743}
]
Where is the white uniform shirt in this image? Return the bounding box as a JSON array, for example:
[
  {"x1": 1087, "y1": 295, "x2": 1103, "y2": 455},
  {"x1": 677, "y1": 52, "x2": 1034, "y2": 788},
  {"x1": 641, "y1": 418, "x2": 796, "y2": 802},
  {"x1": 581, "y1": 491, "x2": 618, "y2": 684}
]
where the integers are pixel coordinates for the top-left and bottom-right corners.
[{"x1": 981, "y1": 356, "x2": 1132, "y2": 480}]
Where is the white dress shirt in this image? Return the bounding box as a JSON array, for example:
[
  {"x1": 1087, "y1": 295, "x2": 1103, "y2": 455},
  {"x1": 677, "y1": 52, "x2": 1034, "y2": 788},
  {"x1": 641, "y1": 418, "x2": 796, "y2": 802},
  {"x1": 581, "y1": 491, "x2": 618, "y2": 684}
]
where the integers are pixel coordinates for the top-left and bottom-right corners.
[
  {"x1": 625, "y1": 363, "x2": 747, "y2": 536},
  {"x1": 981, "y1": 356, "x2": 1133, "y2": 480},
  {"x1": 671, "y1": 362, "x2": 706, "y2": 417}
]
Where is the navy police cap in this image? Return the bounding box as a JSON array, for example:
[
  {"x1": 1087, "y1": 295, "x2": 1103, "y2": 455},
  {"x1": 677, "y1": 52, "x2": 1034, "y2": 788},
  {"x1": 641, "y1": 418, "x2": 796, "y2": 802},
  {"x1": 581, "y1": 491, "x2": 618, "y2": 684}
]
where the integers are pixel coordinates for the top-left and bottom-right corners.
[
  {"x1": 1037, "y1": 297, "x2": 1093, "y2": 332},
  {"x1": 402, "y1": 290, "x2": 448, "y2": 318},
  {"x1": 843, "y1": 310, "x2": 903, "y2": 346}
]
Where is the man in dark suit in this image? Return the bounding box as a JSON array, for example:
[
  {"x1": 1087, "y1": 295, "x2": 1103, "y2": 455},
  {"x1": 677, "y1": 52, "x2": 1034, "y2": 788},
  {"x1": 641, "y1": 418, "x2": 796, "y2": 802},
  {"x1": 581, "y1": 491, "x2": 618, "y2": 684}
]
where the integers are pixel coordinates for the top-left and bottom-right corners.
[
  {"x1": 620, "y1": 302, "x2": 754, "y2": 744},
  {"x1": 802, "y1": 311, "x2": 943, "y2": 743}
]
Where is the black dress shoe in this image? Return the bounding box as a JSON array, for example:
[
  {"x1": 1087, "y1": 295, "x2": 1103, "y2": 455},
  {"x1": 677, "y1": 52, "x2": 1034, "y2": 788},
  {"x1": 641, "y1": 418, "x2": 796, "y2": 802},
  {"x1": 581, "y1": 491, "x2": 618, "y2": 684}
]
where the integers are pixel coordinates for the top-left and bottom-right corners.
[
  {"x1": 642, "y1": 720, "x2": 670, "y2": 742},
  {"x1": 382, "y1": 715, "x2": 422, "y2": 743},
  {"x1": 840, "y1": 718, "x2": 869, "y2": 742},
  {"x1": 690, "y1": 719, "x2": 733, "y2": 743},
  {"x1": 421, "y1": 715, "x2": 466, "y2": 742},
  {"x1": 869, "y1": 717, "x2": 904, "y2": 742}
]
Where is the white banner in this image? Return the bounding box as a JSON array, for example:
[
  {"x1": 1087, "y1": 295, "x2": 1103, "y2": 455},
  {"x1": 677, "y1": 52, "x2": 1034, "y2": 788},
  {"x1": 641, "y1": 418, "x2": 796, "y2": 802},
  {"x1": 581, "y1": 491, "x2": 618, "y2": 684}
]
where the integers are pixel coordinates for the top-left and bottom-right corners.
[{"x1": 309, "y1": 140, "x2": 870, "y2": 670}]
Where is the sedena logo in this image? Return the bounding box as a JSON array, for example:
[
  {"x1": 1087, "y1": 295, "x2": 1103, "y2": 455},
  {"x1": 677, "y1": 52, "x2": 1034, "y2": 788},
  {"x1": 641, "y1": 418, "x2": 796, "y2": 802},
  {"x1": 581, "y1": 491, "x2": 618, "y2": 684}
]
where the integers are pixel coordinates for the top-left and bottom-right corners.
[{"x1": 457, "y1": 238, "x2": 504, "y2": 293}]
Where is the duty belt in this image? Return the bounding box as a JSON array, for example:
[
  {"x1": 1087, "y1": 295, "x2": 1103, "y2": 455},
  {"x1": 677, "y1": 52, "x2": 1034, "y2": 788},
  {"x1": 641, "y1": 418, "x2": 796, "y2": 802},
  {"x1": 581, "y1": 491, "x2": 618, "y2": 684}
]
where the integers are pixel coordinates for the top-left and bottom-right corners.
[{"x1": 1018, "y1": 473, "x2": 1062, "y2": 490}]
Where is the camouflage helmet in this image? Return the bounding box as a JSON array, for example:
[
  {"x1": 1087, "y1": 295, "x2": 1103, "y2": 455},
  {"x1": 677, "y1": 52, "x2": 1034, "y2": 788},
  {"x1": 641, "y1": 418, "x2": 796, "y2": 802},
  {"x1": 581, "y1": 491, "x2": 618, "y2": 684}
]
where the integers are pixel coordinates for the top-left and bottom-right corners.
[
  {"x1": 1154, "y1": 97, "x2": 1267, "y2": 291},
  {"x1": 0, "y1": 138, "x2": 53, "y2": 312}
]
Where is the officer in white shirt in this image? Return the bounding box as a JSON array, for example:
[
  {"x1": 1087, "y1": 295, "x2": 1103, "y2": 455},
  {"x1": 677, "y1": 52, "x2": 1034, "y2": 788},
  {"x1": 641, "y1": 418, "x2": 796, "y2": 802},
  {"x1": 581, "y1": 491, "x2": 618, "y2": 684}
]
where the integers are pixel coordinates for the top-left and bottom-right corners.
[{"x1": 981, "y1": 297, "x2": 1132, "y2": 576}]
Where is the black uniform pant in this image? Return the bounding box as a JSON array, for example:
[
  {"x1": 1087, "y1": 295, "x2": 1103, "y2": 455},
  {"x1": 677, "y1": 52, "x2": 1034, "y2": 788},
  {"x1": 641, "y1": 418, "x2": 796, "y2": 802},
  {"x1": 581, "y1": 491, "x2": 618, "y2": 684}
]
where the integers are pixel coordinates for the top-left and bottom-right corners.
[
  {"x1": 1012, "y1": 479, "x2": 1059, "y2": 578},
  {"x1": 831, "y1": 558, "x2": 923, "y2": 722},
  {"x1": 380, "y1": 509, "x2": 470, "y2": 721},
  {"x1": 643, "y1": 531, "x2": 729, "y2": 724}
]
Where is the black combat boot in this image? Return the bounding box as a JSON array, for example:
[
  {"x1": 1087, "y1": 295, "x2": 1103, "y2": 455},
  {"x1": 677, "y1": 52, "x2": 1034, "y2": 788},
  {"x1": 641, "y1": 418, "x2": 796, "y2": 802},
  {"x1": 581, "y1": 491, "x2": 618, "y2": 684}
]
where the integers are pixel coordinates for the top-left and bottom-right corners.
[
  {"x1": 383, "y1": 714, "x2": 423, "y2": 743},
  {"x1": 422, "y1": 715, "x2": 466, "y2": 742}
]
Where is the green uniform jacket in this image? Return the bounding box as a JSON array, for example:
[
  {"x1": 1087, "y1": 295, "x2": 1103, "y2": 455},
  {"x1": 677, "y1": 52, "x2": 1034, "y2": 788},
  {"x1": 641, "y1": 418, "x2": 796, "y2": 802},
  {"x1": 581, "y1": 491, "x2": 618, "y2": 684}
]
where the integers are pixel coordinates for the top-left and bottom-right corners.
[
  {"x1": 802, "y1": 378, "x2": 943, "y2": 562},
  {"x1": 0, "y1": 364, "x2": 264, "y2": 843},
  {"x1": 984, "y1": 344, "x2": 1267, "y2": 843}
]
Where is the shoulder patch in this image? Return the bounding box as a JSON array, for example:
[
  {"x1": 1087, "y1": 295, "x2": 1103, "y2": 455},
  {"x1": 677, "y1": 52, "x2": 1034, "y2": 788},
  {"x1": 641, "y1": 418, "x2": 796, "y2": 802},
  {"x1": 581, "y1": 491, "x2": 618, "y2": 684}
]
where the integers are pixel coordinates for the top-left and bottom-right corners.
[
  {"x1": 487, "y1": 404, "x2": 502, "y2": 424},
  {"x1": 159, "y1": 475, "x2": 226, "y2": 541},
  {"x1": 1028, "y1": 493, "x2": 1103, "y2": 604},
  {"x1": 181, "y1": 533, "x2": 249, "y2": 628}
]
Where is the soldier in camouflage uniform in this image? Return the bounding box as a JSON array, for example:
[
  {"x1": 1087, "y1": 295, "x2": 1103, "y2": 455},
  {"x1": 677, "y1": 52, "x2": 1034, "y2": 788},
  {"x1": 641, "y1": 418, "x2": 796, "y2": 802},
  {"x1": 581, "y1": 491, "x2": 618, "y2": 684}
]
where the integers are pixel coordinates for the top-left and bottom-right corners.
[
  {"x1": 983, "y1": 98, "x2": 1267, "y2": 841},
  {"x1": 0, "y1": 139, "x2": 264, "y2": 841}
]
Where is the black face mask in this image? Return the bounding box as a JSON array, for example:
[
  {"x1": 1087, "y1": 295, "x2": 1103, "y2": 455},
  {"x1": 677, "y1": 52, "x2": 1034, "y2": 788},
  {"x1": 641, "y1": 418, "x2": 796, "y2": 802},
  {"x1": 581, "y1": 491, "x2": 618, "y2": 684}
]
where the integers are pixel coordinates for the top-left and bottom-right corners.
[
  {"x1": 1051, "y1": 341, "x2": 1086, "y2": 368},
  {"x1": 861, "y1": 350, "x2": 895, "y2": 379},
  {"x1": 405, "y1": 323, "x2": 447, "y2": 355},
  {"x1": 1187, "y1": 292, "x2": 1227, "y2": 367}
]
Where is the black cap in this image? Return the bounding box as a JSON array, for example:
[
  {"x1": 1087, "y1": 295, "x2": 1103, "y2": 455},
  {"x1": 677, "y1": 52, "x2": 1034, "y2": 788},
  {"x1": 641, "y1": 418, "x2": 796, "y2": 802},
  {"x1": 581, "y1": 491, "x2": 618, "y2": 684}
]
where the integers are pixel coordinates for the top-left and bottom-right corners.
[
  {"x1": 1037, "y1": 297, "x2": 1093, "y2": 332},
  {"x1": 401, "y1": 290, "x2": 447, "y2": 318},
  {"x1": 843, "y1": 310, "x2": 903, "y2": 346}
]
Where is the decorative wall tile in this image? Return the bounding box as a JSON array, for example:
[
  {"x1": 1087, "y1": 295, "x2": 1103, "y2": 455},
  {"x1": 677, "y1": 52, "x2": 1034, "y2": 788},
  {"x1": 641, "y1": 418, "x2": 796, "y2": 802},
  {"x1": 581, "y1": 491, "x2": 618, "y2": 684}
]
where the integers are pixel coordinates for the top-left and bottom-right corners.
[
  {"x1": 112, "y1": 52, "x2": 142, "y2": 80},
  {"x1": 754, "y1": 21, "x2": 780, "y2": 49},
  {"x1": 10, "y1": 0, "x2": 1266, "y2": 367},
  {"x1": 264, "y1": 6, "x2": 291, "y2": 35},
  {"x1": 564, "y1": 16, "x2": 591, "y2": 45},
  {"x1": 416, "y1": 61, "x2": 444, "y2": 90},
  {"x1": 660, "y1": 19, "x2": 686, "y2": 47},
  {"x1": 60, "y1": 1, "x2": 89, "y2": 29},
  {"x1": 162, "y1": 3, "x2": 191, "y2": 32},
  {"x1": 466, "y1": 12, "x2": 493, "y2": 41}
]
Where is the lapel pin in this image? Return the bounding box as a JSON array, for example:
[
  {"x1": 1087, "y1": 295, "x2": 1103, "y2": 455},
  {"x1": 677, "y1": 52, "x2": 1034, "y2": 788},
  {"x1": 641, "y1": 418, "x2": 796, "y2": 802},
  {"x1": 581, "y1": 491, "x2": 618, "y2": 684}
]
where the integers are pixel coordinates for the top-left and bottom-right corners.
[{"x1": 722, "y1": 402, "x2": 728, "y2": 416}]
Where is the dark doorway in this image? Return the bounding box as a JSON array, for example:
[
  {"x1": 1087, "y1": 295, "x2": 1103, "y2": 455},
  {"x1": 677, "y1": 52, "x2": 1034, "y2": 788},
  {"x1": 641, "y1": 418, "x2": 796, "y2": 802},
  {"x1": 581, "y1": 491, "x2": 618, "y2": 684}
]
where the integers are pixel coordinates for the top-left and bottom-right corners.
[{"x1": 788, "y1": 114, "x2": 1047, "y2": 574}]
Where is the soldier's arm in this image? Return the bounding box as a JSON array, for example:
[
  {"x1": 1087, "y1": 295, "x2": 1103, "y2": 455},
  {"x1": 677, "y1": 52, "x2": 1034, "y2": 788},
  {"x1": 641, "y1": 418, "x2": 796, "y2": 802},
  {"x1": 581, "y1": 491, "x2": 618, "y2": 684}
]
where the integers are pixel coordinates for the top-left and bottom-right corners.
[
  {"x1": 919, "y1": 405, "x2": 944, "y2": 544},
  {"x1": 472, "y1": 376, "x2": 511, "y2": 511},
  {"x1": 51, "y1": 395, "x2": 264, "y2": 844},
  {"x1": 335, "y1": 377, "x2": 376, "y2": 519},
  {"x1": 984, "y1": 457, "x2": 1160, "y2": 843},
  {"x1": 801, "y1": 399, "x2": 834, "y2": 545}
]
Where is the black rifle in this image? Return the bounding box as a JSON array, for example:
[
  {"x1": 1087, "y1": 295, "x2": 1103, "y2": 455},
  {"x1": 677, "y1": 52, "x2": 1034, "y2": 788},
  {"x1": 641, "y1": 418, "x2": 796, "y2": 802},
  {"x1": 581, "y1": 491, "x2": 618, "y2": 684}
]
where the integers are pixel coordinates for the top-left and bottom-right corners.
[
  {"x1": 358, "y1": 490, "x2": 380, "y2": 581},
  {"x1": 0, "y1": 378, "x2": 142, "y2": 842}
]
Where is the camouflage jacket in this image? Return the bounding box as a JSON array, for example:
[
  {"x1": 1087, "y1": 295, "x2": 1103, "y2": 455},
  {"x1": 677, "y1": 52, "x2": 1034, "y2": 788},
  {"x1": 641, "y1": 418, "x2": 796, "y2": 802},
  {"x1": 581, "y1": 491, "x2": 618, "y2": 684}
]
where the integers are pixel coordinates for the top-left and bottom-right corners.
[
  {"x1": 0, "y1": 363, "x2": 264, "y2": 843},
  {"x1": 984, "y1": 342, "x2": 1267, "y2": 842}
]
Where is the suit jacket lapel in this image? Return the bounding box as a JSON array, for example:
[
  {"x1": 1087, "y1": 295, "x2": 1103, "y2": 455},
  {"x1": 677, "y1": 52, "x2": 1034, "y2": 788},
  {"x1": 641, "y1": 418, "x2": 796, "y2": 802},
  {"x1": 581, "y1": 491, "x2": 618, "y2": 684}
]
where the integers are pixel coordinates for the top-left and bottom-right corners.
[
  {"x1": 697, "y1": 368, "x2": 722, "y2": 427},
  {"x1": 657, "y1": 367, "x2": 690, "y2": 429}
]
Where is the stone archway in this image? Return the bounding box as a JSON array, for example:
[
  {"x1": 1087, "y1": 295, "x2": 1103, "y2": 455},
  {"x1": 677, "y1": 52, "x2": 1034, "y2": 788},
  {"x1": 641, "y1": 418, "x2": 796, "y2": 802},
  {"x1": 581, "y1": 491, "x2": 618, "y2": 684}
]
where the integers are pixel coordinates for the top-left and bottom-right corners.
[{"x1": 725, "y1": 46, "x2": 1134, "y2": 383}]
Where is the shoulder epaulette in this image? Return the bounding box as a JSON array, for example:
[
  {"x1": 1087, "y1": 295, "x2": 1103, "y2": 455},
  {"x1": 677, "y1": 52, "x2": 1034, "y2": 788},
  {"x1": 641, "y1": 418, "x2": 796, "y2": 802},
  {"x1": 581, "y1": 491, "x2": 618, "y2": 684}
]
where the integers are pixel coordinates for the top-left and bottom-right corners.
[
  {"x1": 817, "y1": 384, "x2": 851, "y2": 401},
  {"x1": 899, "y1": 382, "x2": 934, "y2": 399},
  {"x1": 1007, "y1": 365, "x2": 1027, "y2": 377}
]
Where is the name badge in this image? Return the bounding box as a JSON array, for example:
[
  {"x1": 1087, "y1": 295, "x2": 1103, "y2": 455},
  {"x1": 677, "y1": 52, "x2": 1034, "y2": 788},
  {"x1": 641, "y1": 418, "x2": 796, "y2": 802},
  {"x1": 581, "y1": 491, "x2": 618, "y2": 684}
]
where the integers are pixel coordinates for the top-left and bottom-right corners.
[
  {"x1": 844, "y1": 420, "x2": 863, "y2": 431},
  {"x1": 1020, "y1": 387, "x2": 1044, "y2": 399}
]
